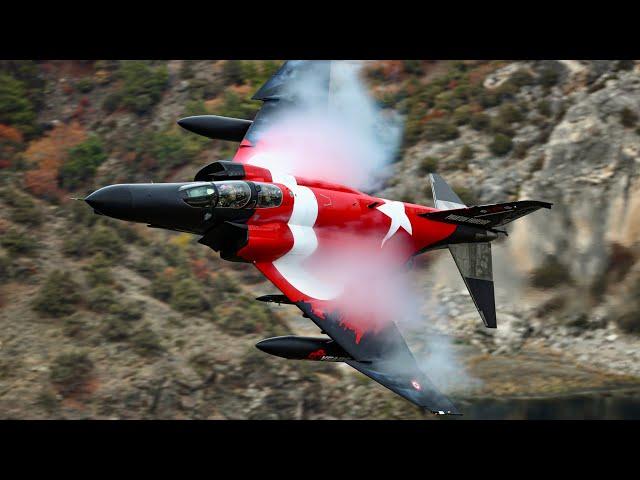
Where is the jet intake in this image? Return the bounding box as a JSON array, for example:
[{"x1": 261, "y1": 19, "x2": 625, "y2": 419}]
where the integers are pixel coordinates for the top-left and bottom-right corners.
[
  {"x1": 256, "y1": 336, "x2": 353, "y2": 362},
  {"x1": 193, "y1": 160, "x2": 272, "y2": 183}
]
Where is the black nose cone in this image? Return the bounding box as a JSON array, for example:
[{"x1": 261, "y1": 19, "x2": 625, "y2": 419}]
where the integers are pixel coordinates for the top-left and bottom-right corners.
[{"x1": 85, "y1": 185, "x2": 133, "y2": 220}]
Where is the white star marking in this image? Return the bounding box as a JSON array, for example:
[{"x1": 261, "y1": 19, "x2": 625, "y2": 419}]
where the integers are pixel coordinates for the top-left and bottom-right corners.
[{"x1": 376, "y1": 200, "x2": 413, "y2": 247}]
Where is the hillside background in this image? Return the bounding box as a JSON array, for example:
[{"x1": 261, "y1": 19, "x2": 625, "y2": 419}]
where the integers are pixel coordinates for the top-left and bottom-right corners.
[{"x1": 1, "y1": 60, "x2": 640, "y2": 419}]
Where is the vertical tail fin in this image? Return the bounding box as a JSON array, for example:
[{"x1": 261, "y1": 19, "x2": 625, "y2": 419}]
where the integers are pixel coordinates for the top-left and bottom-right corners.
[{"x1": 429, "y1": 173, "x2": 467, "y2": 210}]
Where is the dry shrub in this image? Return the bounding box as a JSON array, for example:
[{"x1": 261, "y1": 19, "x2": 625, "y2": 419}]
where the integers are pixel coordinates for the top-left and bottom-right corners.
[{"x1": 23, "y1": 121, "x2": 86, "y2": 200}]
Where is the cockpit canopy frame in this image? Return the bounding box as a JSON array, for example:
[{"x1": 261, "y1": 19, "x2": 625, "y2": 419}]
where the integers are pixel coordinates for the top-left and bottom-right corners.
[{"x1": 179, "y1": 181, "x2": 283, "y2": 210}]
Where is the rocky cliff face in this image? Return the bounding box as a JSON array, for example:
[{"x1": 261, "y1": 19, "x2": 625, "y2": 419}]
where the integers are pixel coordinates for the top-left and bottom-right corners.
[
  {"x1": 383, "y1": 61, "x2": 640, "y2": 378},
  {"x1": 1, "y1": 60, "x2": 639, "y2": 419}
]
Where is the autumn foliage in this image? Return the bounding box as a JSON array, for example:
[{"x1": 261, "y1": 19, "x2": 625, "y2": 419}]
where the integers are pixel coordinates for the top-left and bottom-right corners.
[
  {"x1": 0, "y1": 124, "x2": 23, "y2": 144},
  {"x1": 0, "y1": 124, "x2": 24, "y2": 169},
  {"x1": 22, "y1": 122, "x2": 86, "y2": 200},
  {"x1": 190, "y1": 258, "x2": 211, "y2": 282}
]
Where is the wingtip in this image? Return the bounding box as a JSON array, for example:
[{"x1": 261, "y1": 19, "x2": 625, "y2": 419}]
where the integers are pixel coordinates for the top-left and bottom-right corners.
[{"x1": 431, "y1": 409, "x2": 464, "y2": 416}]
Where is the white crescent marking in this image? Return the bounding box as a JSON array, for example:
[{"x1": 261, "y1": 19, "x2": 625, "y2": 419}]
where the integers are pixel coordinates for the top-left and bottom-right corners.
[{"x1": 266, "y1": 167, "x2": 342, "y2": 300}]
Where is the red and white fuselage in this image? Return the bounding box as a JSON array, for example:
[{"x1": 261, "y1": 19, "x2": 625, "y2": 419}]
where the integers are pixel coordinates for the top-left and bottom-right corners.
[{"x1": 231, "y1": 160, "x2": 456, "y2": 304}]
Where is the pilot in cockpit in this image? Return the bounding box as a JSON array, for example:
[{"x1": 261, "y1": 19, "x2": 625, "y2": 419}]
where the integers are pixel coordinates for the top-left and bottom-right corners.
[{"x1": 180, "y1": 181, "x2": 282, "y2": 209}]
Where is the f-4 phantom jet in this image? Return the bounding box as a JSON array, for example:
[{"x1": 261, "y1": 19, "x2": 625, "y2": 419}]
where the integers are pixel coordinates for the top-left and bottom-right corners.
[{"x1": 86, "y1": 61, "x2": 551, "y2": 415}]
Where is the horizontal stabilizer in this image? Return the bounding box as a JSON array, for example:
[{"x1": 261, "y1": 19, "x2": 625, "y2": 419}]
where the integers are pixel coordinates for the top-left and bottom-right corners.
[{"x1": 420, "y1": 200, "x2": 553, "y2": 230}]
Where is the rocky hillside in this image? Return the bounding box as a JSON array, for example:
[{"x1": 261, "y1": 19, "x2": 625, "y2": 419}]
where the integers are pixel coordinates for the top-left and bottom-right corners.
[
  {"x1": 375, "y1": 60, "x2": 640, "y2": 379},
  {"x1": 1, "y1": 60, "x2": 639, "y2": 419}
]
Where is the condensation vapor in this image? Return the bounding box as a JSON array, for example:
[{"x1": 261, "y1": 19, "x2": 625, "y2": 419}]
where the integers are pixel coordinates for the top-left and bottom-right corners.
[
  {"x1": 404, "y1": 281, "x2": 482, "y2": 395},
  {"x1": 253, "y1": 60, "x2": 478, "y2": 395},
  {"x1": 248, "y1": 61, "x2": 402, "y2": 191}
]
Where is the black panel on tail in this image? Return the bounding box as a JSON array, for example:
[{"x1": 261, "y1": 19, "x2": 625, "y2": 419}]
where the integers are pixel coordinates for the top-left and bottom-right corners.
[
  {"x1": 465, "y1": 277, "x2": 497, "y2": 328},
  {"x1": 448, "y1": 242, "x2": 497, "y2": 328}
]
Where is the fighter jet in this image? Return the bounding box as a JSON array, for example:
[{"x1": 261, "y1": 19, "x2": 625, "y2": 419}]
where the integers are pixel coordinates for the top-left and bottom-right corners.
[{"x1": 86, "y1": 61, "x2": 552, "y2": 415}]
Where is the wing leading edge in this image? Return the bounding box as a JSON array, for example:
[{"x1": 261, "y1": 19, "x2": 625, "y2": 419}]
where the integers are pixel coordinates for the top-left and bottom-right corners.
[
  {"x1": 347, "y1": 360, "x2": 461, "y2": 415},
  {"x1": 255, "y1": 261, "x2": 460, "y2": 415},
  {"x1": 242, "y1": 60, "x2": 332, "y2": 146},
  {"x1": 297, "y1": 301, "x2": 461, "y2": 415}
]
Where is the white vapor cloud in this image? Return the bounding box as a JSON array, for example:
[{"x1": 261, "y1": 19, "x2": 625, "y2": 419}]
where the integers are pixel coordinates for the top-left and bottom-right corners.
[
  {"x1": 251, "y1": 60, "x2": 478, "y2": 396},
  {"x1": 248, "y1": 61, "x2": 402, "y2": 191}
]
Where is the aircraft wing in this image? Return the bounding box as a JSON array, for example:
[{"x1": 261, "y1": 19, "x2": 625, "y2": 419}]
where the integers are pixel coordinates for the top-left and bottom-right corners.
[
  {"x1": 233, "y1": 60, "x2": 331, "y2": 162},
  {"x1": 230, "y1": 62, "x2": 460, "y2": 413},
  {"x1": 254, "y1": 261, "x2": 461, "y2": 415}
]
